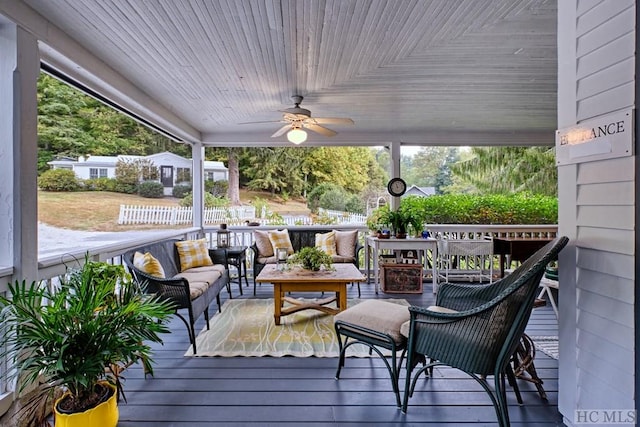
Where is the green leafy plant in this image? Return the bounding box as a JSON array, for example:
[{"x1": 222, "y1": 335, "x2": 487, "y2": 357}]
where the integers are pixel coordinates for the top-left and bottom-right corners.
[
  {"x1": 137, "y1": 181, "x2": 164, "y2": 198},
  {"x1": 366, "y1": 208, "x2": 386, "y2": 232},
  {"x1": 288, "y1": 246, "x2": 334, "y2": 271},
  {"x1": 83, "y1": 177, "x2": 117, "y2": 192},
  {"x1": 377, "y1": 201, "x2": 424, "y2": 237},
  {"x1": 172, "y1": 184, "x2": 192, "y2": 198},
  {"x1": 38, "y1": 169, "x2": 80, "y2": 192},
  {"x1": 180, "y1": 192, "x2": 229, "y2": 208},
  {"x1": 251, "y1": 196, "x2": 269, "y2": 218},
  {"x1": 0, "y1": 256, "x2": 175, "y2": 424},
  {"x1": 414, "y1": 193, "x2": 558, "y2": 224}
]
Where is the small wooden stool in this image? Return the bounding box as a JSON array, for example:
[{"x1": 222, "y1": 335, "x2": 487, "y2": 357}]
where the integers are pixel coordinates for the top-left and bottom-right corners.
[{"x1": 334, "y1": 299, "x2": 410, "y2": 407}]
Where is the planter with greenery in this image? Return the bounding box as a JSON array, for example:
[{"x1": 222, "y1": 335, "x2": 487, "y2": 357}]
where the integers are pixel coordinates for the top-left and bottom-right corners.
[
  {"x1": 0, "y1": 256, "x2": 175, "y2": 427},
  {"x1": 288, "y1": 246, "x2": 335, "y2": 271},
  {"x1": 375, "y1": 202, "x2": 425, "y2": 238}
]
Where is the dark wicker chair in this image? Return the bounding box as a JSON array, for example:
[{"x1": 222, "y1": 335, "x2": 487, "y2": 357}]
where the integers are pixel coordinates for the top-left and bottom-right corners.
[{"x1": 401, "y1": 236, "x2": 569, "y2": 427}]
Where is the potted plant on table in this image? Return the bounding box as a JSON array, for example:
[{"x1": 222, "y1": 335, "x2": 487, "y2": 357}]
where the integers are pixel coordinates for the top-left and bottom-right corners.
[
  {"x1": 288, "y1": 247, "x2": 334, "y2": 271},
  {"x1": 378, "y1": 199, "x2": 425, "y2": 238},
  {"x1": 0, "y1": 256, "x2": 175, "y2": 427}
]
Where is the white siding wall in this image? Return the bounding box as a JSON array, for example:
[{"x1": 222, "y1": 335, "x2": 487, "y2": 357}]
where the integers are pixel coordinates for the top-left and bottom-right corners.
[{"x1": 558, "y1": 0, "x2": 636, "y2": 424}]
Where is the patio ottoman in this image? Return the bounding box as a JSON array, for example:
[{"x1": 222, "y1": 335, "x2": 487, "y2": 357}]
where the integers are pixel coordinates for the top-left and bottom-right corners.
[{"x1": 334, "y1": 299, "x2": 410, "y2": 407}]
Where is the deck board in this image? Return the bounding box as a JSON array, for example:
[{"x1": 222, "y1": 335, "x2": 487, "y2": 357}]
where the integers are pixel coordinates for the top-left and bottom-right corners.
[{"x1": 118, "y1": 281, "x2": 564, "y2": 426}]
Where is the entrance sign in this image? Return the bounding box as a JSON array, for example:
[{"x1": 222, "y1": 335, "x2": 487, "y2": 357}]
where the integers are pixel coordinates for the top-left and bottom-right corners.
[{"x1": 555, "y1": 109, "x2": 633, "y2": 165}]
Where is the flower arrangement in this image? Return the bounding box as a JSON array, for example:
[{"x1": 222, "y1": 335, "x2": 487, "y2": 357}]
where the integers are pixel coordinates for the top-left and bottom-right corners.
[{"x1": 288, "y1": 246, "x2": 334, "y2": 271}]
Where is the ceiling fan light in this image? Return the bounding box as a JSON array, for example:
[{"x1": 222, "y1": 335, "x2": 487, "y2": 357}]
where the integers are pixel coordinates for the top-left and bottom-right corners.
[{"x1": 287, "y1": 128, "x2": 307, "y2": 144}]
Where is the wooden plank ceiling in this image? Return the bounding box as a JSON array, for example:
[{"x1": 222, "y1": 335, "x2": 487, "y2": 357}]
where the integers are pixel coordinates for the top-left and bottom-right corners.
[{"x1": 21, "y1": 0, "x2": 557, "y2": 147}]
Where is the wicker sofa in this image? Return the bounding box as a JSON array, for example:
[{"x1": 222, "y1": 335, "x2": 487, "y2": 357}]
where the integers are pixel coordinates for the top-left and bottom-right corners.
[
  {"x1": 123, "y1": 239, "x2": 229, "y2": 354},
  {"x1": 250, "y1": 227, "x2": 363, "y2": 295}
]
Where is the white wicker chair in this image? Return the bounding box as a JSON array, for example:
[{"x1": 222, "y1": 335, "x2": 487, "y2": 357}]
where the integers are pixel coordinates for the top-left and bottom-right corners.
[{"x1": 436, "y1": 238, "x2": 494, "y2": 283}]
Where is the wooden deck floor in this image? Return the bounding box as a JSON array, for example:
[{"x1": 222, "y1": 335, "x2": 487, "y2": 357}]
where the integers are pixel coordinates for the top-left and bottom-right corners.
[{"x1": 117, "y1": 280, "x2": 564, "y2": 426}]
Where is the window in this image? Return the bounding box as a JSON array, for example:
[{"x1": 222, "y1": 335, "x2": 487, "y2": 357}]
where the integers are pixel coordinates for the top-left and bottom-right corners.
[
  {"x1": 90, "y1": 168, "x2": 108, "y2": 179},
  {"x1": 176, "y1": 167, "x2": 191, "y2": 183}
]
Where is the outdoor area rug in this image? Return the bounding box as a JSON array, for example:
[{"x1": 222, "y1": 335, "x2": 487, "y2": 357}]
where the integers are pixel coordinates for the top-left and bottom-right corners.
[
  {"x1": 531, "y1": 336, "x2": 559, "y2": 360},
  {"x1": 184, "y1": 298, "x2": 409, "y2": 357}
]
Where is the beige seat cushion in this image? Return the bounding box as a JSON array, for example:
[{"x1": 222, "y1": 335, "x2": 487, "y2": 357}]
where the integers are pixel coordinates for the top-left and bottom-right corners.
[
  {"x1": 399, "y1": 305, "x2": 459, "y2": 337},
  {"x1": 331, "y1": 255, "x2": 355, "y2": 264},
  {"x1": 333, "y1": 230, "x2": 358, "y2": 257},
  {"x1": 334, "y1": 299, "x2": 410, "y2": 344},
  {"x1": 186, "y1": 281, "x2": 210, "y2": 300},
  {"x1": 257, "y1": 255, "x2": 278, "y2": 265},
  {"x1": 175, "y1": 269, "x2": 222, "y2": 288}
]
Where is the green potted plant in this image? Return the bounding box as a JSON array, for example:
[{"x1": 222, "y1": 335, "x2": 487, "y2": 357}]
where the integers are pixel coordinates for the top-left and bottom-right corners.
[
  {"x1": 288, "y1": 246, "x2": 335, "y2": 271},
  {"x1": 366, "y1": 208, "x2": 385, "y2": 235},
  {"x1": 0, "y1": 256, "x2": 175, "y2": 427},
  {"x1": 378, "y1": 200, "x2": 425, "y2": 238}
]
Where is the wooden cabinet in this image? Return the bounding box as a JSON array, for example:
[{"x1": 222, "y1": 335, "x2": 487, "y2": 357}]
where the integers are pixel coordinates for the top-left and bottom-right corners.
[{"x1": 380, "y1": 263, "x2": 423, "y2": 293}]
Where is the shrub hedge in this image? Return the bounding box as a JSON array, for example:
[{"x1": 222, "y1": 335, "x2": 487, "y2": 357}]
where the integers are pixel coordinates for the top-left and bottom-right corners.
[
  {"x1": 138, "y1": 181, "x2": 164, "y2": 198},
  {"x1": 400, "y1": 193, "x2": 557, "y2": 224},
  {"x1": 38, "y1": 169, "x2": 79, "y2": 192}
]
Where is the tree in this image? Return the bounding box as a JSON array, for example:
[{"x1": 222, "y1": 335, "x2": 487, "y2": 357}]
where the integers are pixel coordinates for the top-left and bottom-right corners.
[
  {"x1": 451, "y1": 146, "x2": 557, "y2": 196},
  {"x1": 37, "y1": 73, "x2": 189, "y2": 174},
  {"x1": 227, "y1": 148, "x2": 241, "y2": 205},
  {"x1": 404, "y1": 147, "x2": 452, "y2": 187},
  {"x1": 433, "y1": 148, "x2": 460, "y2": 194}
]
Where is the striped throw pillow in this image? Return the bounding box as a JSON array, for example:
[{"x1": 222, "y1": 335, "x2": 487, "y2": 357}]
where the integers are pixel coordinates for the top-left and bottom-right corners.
[{"x1": 133, "y1": 251, "x2": 166, "y2": 278}]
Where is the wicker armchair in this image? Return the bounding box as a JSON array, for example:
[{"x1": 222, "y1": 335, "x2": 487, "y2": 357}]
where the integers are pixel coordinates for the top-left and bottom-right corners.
[{"x1": 401, "y1": 236, "x2": 569, "y2": 427}]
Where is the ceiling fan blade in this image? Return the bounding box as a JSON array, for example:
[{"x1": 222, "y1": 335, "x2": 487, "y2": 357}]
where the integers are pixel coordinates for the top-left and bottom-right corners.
[
  {"x1": 271, "y1": 124, "x2": 291, "y2": 138},
  {"x1": 239, "y1": 120, "x2": 284, "y2": 125},
  {"x1": 304, "y1": 123, "x2": 337, "y2": 137},
  {"x1": 310, "y1": 117, "x2": 354, "y2": 125}
]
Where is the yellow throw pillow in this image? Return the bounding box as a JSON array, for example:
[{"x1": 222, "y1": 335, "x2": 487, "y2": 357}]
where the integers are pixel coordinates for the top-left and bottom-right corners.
[
  {"x1": 315, "y1": 231, "x2": 337, "y2": 256},
  {"x1": 133, "y1": 251, "x2": 166, "y2": 278},
  {"x1": 175, "y1": 239, "x2": 214, "y2": 271},
  {"x1": 268, "y1": 229, "x2": 294, "y2": 255}
]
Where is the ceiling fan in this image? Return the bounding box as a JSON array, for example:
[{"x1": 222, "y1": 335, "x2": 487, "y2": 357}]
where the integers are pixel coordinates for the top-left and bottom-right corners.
[{"x1": 243, "y1": 96, "x2": 354, "y2": 144}]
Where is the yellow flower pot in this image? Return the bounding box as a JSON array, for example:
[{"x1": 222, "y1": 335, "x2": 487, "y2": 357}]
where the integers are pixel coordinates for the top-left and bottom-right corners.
[{"x1": 54, "y1": 382, "x2": 118, "y2": 427}]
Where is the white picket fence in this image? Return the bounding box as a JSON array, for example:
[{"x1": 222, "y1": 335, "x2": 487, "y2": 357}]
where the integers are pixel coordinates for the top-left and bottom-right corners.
[
  {"x1": 118, "y1": 205, "x2": 367, "y2": 226},
  {"x1": 318, "y1": 208, "x2": 367, "y2": 224},
  {"x1": 118, "y1": 205, "x2": 256, "y2": 225}
]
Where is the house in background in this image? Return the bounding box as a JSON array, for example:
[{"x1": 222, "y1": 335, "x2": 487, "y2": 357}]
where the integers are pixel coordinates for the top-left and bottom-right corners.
[
  {"x1": 404, "y1": 185, "x2": 436, "y2": 197},
  {"x1": 49, "y1": 151, "x2": 228, "y2": 195}
]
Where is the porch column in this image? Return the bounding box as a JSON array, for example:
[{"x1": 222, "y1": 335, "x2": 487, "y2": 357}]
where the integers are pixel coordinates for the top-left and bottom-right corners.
[
  {"x1": 191, "y1": 141, "x2": 205, "y2": 230},
  {"x1": 389, "y1": 141, "x2": 401, "y2": 210},
  {"x1": 0, "y1": 20, "x2": 39, "y2": 285},
  {"x1": 0, "y1": 18, "x2": 39, "y2": 416}
]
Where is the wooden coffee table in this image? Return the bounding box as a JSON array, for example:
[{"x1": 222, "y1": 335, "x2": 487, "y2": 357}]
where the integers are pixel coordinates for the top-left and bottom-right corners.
[{"x1": 255, "y1": 264, "x2": 365, "y2": 325}]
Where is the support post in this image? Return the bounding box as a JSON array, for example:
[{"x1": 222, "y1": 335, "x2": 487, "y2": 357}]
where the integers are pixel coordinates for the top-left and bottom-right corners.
[
  {"x1": 389, "y1": 141, "x2": 401, "y2": 210},
  {"x1": 191, "y1": 142, "x2": 205, "y2": 232}
]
